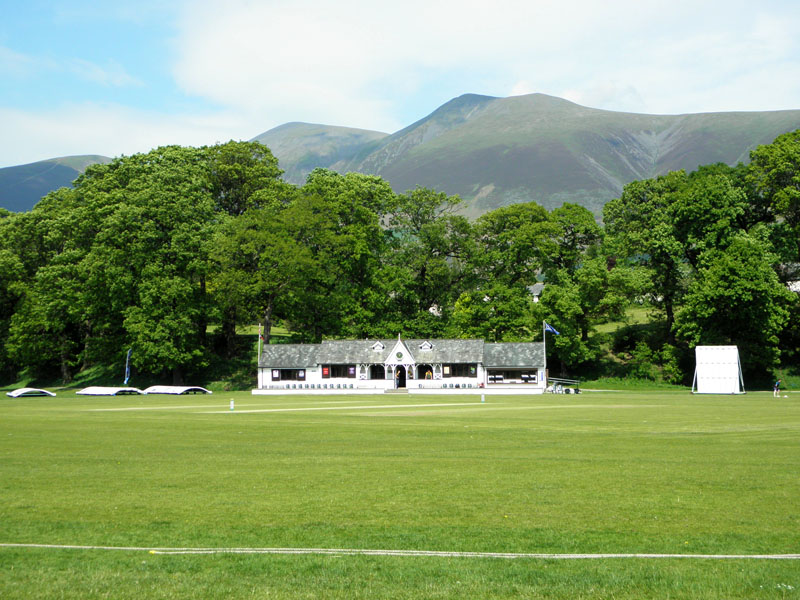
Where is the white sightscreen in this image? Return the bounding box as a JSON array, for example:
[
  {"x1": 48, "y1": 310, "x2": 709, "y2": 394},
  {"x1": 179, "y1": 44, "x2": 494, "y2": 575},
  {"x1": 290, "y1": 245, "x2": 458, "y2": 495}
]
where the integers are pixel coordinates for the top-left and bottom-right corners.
[{"x1": 693, "y1": 345, "x2": 744, "y2": 394}]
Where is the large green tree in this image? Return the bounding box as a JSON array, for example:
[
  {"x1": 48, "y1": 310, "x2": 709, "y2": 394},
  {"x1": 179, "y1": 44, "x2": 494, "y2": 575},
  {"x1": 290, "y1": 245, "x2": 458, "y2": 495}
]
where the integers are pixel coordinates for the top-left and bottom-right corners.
[
  {"x1": 748, "y1": 129, "x2": 800, "y2": 278},
  {"x1": 385, "y1": 187, "x2": 476, "y2": 335},
  {"x1": 674, "y1": 233, "x2": 793, "y2": 378},
  {"x1": 211, "y1": 194, "x2": 335, "y2": 345},
  {"x1": 472, "y1": 202, "x2": 554, "y2": 287},
  {"x1": 206, "y1": 140, "x2": 284, "y2": 216},
  {"x1": 450, "y1": 284, "x2": 534, "y2": 342},
  {"x1": 294, "y1": 170, "x2": 395, "y2": 339},
  {"x1": 49, "y1": 146, "x2": 218, "y2": 383},
  {"x1": 3, "y1": 188, "x2": 91, "y2": 381},
  {"x1": 604, "y1": 172, "x2": 689, "y2": 341},
  {"x1": 0, "y1": 210, "x2": 25, "y2": 378},
  {"x1": 543, "y1": 203, "x2": 603, "y2": 276},
  {"x1": 204, "y1": 141, "x2": 290, "y2": 354},
  {"x1": 671, "y1": 170, "x2": 748, "y2": 270}
]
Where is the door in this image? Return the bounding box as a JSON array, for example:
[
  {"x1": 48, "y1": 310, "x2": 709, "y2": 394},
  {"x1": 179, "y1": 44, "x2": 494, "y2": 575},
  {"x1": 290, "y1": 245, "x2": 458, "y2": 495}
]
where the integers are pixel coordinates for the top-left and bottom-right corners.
[{"x1": 395, "y1": 366, "x2": 406, "y2": 388}]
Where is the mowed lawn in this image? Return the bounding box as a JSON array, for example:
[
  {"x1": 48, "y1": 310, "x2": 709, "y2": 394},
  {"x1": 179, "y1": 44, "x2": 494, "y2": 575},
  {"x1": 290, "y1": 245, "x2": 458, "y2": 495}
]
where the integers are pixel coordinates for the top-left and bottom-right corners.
[{"x1": 1, "y1": 390, "x2": 798, "y2": 599}]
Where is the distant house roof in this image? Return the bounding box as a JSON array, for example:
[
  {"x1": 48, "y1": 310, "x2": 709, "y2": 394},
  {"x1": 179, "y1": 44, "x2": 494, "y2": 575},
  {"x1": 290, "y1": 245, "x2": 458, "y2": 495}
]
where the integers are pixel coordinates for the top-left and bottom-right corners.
[
  {"x1": 259, "y1": 338, "x2": 544, "y2": 368},
  {"x1": 527, "y1": 283, "x2": 545, "y2": 296}
]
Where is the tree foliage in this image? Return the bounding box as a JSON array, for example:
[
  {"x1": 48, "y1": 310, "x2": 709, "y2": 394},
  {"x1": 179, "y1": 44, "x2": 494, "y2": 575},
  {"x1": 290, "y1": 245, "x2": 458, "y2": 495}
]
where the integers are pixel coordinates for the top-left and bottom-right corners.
[
  {"x1": 1, "y1": 130, "x2": 799, "y2": 386},
  {"x1": 674, "y1": 234, "x2": 792, "y2": 377}
]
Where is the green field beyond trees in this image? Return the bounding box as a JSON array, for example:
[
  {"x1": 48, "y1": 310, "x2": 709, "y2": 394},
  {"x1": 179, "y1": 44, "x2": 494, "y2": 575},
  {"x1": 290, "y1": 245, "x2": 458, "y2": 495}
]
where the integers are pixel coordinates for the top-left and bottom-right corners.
[{"x1": 1, "y1": 391, "x2": 798, "y2": 598}]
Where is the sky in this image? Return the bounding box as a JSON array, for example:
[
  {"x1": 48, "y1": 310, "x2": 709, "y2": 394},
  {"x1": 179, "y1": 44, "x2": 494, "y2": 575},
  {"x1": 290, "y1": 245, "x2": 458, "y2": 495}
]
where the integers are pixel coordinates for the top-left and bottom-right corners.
[{"x1": 1, "y1": 0, "x2": 800, "y2": 168}]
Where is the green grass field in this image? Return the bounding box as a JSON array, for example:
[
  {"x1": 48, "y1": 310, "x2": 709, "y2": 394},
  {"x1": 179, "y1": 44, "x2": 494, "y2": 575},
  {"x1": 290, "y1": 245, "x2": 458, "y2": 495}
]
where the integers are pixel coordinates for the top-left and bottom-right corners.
[{"x1": 2, "y1": 390, "x2": 798, "y2": 598}]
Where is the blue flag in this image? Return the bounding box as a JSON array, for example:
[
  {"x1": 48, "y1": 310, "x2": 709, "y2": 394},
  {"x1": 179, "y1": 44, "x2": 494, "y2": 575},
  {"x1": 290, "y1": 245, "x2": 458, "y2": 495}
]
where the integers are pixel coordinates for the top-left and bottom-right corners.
[{"x1": 544, "y1": 322, "x2": 560, "y2": 335}]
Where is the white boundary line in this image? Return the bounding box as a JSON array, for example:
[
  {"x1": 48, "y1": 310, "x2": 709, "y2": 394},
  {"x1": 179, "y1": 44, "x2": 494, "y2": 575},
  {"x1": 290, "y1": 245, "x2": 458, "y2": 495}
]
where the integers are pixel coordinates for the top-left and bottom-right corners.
[
  {"x1": 87, "y1": 399, "x2": 384, "y2": 412},
  {"x1": 2, "y1": 544, "x2": 798, "y2": 560},
  {"x1": 200, "y1": 402, "x2": 486, "y2": 414}
]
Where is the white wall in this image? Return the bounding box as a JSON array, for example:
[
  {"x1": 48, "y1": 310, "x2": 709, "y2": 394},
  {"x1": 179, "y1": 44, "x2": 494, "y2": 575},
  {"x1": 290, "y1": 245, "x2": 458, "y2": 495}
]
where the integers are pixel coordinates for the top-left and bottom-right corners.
[{"x1": 258, "y1": 365, "x2": 547, "y2": 392}]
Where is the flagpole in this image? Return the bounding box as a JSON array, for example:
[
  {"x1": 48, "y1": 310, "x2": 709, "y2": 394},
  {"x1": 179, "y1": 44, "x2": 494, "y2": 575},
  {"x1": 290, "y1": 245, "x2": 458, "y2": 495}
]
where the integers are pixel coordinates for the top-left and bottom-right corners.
[
  {"x1": 257, "y1": 323, "x2": 263, "y2": 390},
  {"x1": 543, "y1": 320, "x2": 547, "y2": 372}
]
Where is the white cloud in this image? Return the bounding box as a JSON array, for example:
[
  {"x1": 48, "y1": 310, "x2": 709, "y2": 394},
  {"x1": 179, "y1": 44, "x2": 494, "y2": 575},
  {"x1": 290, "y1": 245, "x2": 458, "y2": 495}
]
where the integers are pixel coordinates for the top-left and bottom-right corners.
[
  {"x1": 562, "y1": 83, "x2": 647, "y2": 114},
  {"x1": 0, "y1": 45, "x2": 57, "y2": 77},
  {"x1": 0, "y1": 46, "x2": 141, "y2": 88},
  {"x1": 68, "y1": 59, "x2": 143, "y2": 88},
  {"x1": 0, "y1": 104, "x2": 252, "y2": 167},
  {"x1": 3, "y1": 0, "x2": 800, "y2": 167},
  {"x1": 169, "y1": 0, "x2": 800, "y2": 130}
]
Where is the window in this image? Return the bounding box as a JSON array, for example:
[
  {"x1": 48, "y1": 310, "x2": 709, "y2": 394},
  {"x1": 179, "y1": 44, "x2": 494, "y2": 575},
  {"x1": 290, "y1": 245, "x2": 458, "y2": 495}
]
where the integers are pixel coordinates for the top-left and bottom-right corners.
[
  {"x1": 488, "y1": 370, "x2": 537, "y2": 383},
  {"x1": 369, "y1": 364, "x2": 388, "y2": 379},
  {"x1": 272, "y1": 369, "x2": 306, "y2": 381},
  {"x1": 443, "y1": 364, "x2": 477, "y2": 378},
  {"x1": 322, "y1": 365, "x2": 356, "y2": 378}
]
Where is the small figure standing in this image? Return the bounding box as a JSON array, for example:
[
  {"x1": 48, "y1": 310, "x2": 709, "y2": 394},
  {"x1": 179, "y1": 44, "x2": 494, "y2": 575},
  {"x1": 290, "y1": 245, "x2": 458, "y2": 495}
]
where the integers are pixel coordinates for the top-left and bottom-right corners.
[{"x1": 773, "y1": 378, "x2": 781, "y2": 398}]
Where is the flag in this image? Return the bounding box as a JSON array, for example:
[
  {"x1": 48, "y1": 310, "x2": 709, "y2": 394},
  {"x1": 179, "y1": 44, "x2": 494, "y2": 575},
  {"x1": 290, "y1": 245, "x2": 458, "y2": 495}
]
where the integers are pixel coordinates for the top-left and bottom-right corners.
[
  {"x1": 544, "y1": 322, "x2": 560, "y2": 335},
  {"x1": 123, "y1": 348, "x2": 132, "y2": 385}
]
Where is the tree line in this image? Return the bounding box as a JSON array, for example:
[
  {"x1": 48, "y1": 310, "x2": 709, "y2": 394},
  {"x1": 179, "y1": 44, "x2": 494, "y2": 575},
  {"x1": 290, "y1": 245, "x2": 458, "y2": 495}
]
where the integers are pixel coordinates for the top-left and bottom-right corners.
[{"x1": 1, "y1": 131, "x2": 798, "y2": 386}]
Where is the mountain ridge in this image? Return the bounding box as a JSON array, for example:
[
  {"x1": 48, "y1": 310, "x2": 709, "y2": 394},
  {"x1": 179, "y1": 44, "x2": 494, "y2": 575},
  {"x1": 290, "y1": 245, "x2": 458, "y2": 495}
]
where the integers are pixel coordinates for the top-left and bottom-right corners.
[
  {"x1": 307, "y1": 93, "x2": 800, "y2": 216},
  {"x1": 0, "y1": 155, "x2": 112, "y2": 213},
  {"x1": 3, "y1": 93, "x2": 800, "y2": 216}
]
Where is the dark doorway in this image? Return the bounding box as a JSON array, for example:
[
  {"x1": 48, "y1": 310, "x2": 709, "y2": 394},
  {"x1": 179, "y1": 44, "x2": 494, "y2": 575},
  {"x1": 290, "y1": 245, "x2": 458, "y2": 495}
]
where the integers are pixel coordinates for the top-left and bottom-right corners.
[
  {"x1": 395, "y1": 366, "x2": 406, "y2": 388},
  {"x1": 418, "y1": 364, "x2": 433, "y2": 380}
]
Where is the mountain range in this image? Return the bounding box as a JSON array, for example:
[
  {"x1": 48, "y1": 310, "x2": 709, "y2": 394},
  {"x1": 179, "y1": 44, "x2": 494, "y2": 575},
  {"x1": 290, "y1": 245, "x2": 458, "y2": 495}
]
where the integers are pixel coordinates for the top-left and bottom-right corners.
[
  {"x1": 0, "y1": 155, "x2": 111, "y2": 213},
  {"x1": 3, "y1": 93, "x2": 800, "y2": 217}
]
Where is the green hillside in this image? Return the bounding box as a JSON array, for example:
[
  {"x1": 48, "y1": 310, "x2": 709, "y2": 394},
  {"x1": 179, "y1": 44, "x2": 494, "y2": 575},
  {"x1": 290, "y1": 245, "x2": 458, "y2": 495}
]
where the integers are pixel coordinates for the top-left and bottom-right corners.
[
  {"x1": 257, "y1": 93, "x2": 800, "y2": 217},
  {"x1": 0, "y1": 155, "x2": 110, "y2": 212},
  {"x1": 251, "y1": 122, "x2": 388, "y2": 184},
  {"x1": 4, "y1": 94, "x2": 800, "y2": 218},
  {"x1": 351, "y1": 94, "x2": 800, "y2": 216}
]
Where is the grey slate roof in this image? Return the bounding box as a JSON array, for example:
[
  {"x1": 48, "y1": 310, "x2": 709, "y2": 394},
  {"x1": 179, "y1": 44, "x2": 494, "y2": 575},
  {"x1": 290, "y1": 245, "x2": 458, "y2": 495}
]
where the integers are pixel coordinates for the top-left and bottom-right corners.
[
  {"x1": 259, "y1": 338, "x2": 545, "y2": 368},
  {"x1": 483, "y1": 342, "x2": 545, "y2": 368},
  {"x1": 259, "y1": 344, "x2": 319, "y2": 368},
  {"x1": 405, "y1": 339, "x2": 485, "y2": 364},
  {"x1": 315, "y1": 340, "x2": 393, "y2": 365}
]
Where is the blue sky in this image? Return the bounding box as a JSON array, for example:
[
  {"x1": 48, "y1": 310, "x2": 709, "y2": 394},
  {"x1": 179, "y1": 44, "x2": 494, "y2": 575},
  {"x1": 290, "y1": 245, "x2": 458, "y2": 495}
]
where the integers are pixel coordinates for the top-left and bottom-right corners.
[{"x1": 1, "y1": 0, "x2": 800, "y2": 167}]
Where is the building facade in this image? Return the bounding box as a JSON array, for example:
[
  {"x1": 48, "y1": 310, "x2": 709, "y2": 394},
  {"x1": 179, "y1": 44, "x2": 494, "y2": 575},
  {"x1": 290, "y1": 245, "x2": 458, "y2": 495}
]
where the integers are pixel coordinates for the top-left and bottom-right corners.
[{"x1": 256, "y1": 337, "x2": 547, "y2": 394}]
